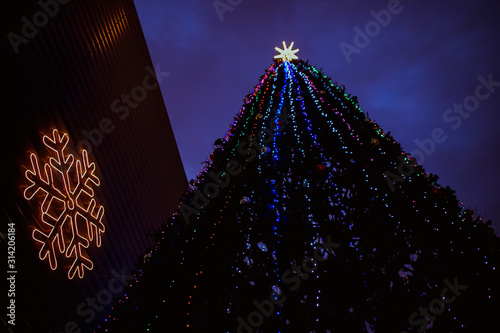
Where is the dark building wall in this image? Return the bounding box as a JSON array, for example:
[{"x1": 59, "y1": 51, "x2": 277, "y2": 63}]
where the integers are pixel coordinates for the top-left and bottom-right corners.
[{"x1": 2, "y1": 1, "x2": 187, "y2": 332}]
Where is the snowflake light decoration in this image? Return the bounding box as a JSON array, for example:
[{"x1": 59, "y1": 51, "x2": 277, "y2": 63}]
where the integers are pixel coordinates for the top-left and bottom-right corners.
[
  {"x1": 274, "y1": 41, "x2": 299, "y2": 62},
  {"x1": 23, "y1": 129, "x2": 105, "y2": 279}
]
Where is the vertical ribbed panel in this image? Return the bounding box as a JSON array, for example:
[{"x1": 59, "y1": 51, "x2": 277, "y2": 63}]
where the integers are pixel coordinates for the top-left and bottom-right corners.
[{"x1": 2, "y1": 1, "x2": 187, "y2": 332}]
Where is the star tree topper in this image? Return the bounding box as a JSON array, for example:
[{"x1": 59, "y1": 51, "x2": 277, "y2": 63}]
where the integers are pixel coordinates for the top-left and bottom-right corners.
[{"x1": 274, "y1": 41, "x2": 299, "y2": 61}]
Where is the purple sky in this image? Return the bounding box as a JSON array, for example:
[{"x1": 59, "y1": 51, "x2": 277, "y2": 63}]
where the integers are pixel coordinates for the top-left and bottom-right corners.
[{"x1": 134, "y1": 0, "x2": 500, "y2": 233}]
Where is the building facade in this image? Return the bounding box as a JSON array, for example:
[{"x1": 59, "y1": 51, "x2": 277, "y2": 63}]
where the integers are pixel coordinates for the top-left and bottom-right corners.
[{"x1": 2, "y1": 0, "x2": 187, "y2": 331}]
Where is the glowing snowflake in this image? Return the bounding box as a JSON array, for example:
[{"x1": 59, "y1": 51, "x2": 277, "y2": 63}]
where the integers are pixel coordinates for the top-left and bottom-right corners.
[
  {"x1": 274, "y1": 41, "x2": 299, "y2": 61},
  {"x1": 23, "y1": 129, "x2": 105, "y2": 279}
]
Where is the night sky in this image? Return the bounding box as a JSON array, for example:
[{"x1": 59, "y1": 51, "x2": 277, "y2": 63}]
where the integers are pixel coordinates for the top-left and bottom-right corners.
[{"x1": 134, "y1": 0, "x2": 500, "y2": 232}]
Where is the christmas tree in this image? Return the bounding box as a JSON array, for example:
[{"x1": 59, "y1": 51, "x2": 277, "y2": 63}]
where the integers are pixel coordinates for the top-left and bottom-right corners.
[{"x1": 98, "y1": 42, "x2": 499, "y2": 332}]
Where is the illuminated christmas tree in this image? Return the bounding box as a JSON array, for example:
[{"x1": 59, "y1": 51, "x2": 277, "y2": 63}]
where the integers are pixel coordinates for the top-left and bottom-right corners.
[{"x1": 98, "y1": 43, "x2": 499, "y2": 333}]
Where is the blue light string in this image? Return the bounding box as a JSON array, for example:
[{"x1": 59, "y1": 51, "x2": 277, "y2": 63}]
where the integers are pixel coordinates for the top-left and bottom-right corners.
[{"x1": 256, "y1": 61, "x2": 293, "y2": 319}]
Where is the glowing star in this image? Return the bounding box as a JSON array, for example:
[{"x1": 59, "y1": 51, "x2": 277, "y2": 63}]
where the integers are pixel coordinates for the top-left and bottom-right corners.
[
  {"x1": 274, "y1": 41, "x2": 299, "y2": 62},
  {"x1": 23, "y1": 129, "x2": 105, "y2": 279}
]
